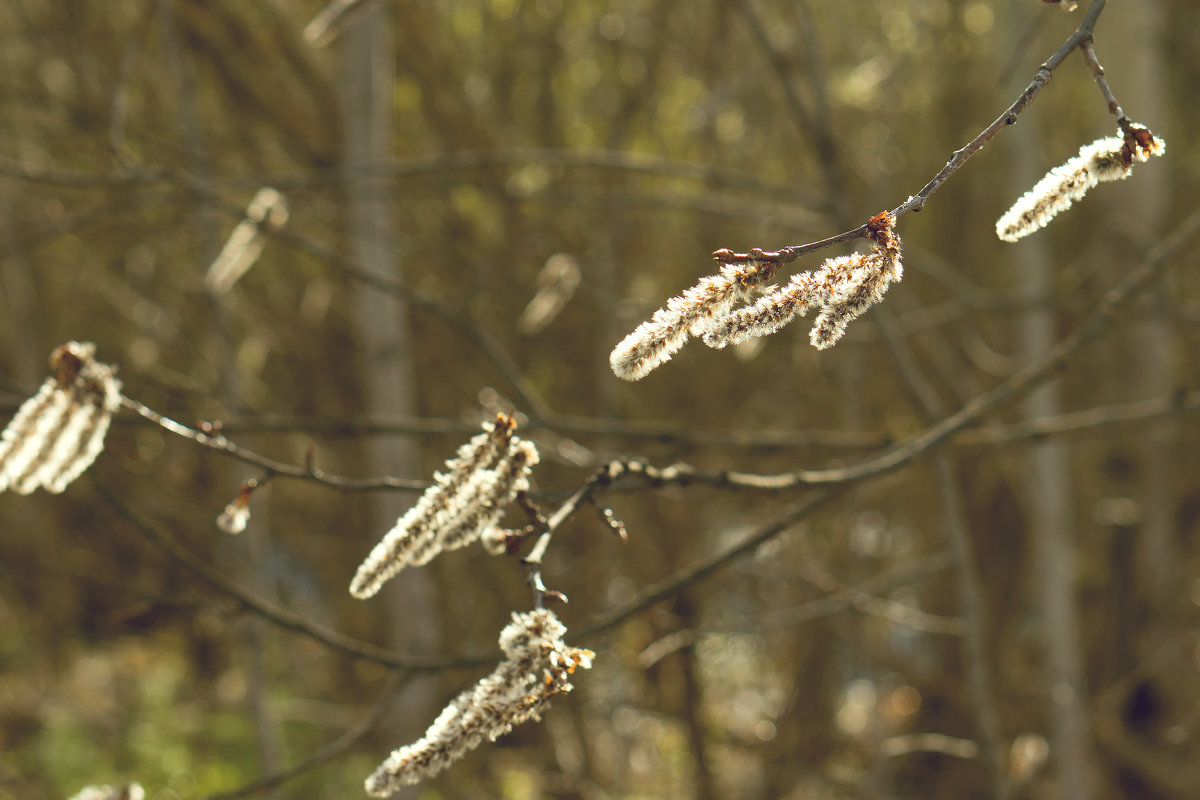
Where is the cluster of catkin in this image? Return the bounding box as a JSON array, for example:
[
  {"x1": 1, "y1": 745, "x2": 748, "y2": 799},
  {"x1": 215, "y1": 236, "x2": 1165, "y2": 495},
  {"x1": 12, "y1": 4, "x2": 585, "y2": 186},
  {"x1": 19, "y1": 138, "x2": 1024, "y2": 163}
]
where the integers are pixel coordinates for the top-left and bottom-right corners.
[
  {"x1": 609, "y1": 211, "x2": 903, "y2": 381},
  {"x1": 67, "y1": 785, "x2": 144, "y2": 800},
  {"x1": 349, "y1": 413, "x2": 539, "y2": 599},
  {"x1": 996, "y1": 122, "x2": 1166, "y2": 242},
  {"x1": 0, "y1": 342, "x2": 120, "y2": 494},
  {"x1": 365, "y1": 609, "x2": 593, "y2": 796}
]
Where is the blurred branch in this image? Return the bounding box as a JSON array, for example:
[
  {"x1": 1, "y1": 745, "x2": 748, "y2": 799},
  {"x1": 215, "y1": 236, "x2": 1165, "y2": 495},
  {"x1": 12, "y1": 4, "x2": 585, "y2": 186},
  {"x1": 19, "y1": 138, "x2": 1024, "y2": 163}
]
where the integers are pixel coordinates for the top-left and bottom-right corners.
[
  {"x1": 205, "y1": 671, "x2": 408, "y2": 800},
  {"x1": 959, "y1": 390, "x2": 1200, "y2": 444},
  {"x1": 795, "y1": 551, "x2": 966, "y2": 636},
  {"x1": 258, "y1": 147, "x2": 823, "y2": 206},
  {"x1": 0, "y1": 147, "x2": 816, "y2": 205},
  {"x1": 208, "y1": 412, "x2": 888, "y2": 450},
  {"x1": 579, "y1": 488, "x2": 838, "y2": 641},
  {"x1": 758, "y1": 550, "x2": 957, "y2": 630},
  {"x1": 880, "y1": 733, "x2": 980, "y2": 760},
  {"x1": 1092, "y1": 632, "x2": 1200, "y2": 798},
  {"x1": 0, "y1": 153, "x2": 167, "y2": 188},
  {"x1": 95, "y1": 479, "x2": 493, "y2": 671}
]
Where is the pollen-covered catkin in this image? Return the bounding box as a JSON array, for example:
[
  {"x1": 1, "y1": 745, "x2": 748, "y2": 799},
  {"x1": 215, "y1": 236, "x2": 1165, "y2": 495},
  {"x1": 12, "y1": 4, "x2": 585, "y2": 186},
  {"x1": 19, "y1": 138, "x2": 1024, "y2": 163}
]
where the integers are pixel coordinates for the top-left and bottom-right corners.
[
  {"x1": 433, "y1": 439, "x2": 538, "y2": 555},
  {"x1": 702, "y1": 271, "x2": 826, "y2": 349},
  {"x1": 364, "y1": 609, "x2": 593, "y2": 795},
  {"x1": 703, "y1": 211, "x2": 903, "y2": 352},
  {"x1": 349, "y1": 414, "x2": 537, "y2": 599},
  {"x1": 996, "y1": 125, "x2": 1165, "y2": 242},
  {"x1": 810, "y1": 214, "x2": 903, "y2": 349},
  {"x1": 609, "y1": 261, "x2": 769, "y2": 380},
  {"x1": 0, "y1": 342, "x2": 121, "y2": 495}
]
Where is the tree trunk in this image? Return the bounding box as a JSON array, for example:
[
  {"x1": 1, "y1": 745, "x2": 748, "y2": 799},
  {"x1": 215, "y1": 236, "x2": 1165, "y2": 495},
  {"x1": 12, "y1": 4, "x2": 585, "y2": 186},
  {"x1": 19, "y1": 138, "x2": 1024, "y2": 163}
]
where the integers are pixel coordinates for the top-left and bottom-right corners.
[{"x1": 339, "y1": 4, "x2": 438, "y2": 786}]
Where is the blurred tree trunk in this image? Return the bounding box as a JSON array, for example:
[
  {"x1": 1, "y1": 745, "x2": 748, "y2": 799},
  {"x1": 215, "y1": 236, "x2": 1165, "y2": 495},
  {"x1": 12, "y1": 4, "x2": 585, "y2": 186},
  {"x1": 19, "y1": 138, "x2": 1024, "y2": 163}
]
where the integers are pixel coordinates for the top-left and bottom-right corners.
[
  {"x1": 1096, "y1": 3, "x2": 1187, "y2": 791},
  {"x1": 1112, "y1": 0, "x2": 1177, "y2": 627},
  {"x1": 1002, "y1": 12, "x2": 1097, "y2": 799},
  {"x1": 339, "y1": 0, "x2": 438, "y2": 768}
]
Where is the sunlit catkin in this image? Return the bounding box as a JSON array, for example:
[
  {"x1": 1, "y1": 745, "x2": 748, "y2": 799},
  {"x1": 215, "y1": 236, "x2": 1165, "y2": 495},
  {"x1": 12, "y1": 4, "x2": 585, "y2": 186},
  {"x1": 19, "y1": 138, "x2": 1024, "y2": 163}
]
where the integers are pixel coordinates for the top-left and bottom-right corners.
[
  {"x1": 809, "y1": 212, "x2": 903, "y2": 349},
  {"x1": 702, "y1": 211, "x2": 903, "y2": 352},
  {"x1": 349, "y1": 414, "x2": 537, "y2": 598},
  {"x1": 609, "y1": 261, "x2": 771, "y2": 380},
  {"x1": 0, "y1": 342, "x2": 121, "y2": 494},
  {"x1": 996, "y1": 124, "x2": 1165, "y2": 242},
  {"x1": 364, "y1": 609, "x2": 593, "y2": 795}
]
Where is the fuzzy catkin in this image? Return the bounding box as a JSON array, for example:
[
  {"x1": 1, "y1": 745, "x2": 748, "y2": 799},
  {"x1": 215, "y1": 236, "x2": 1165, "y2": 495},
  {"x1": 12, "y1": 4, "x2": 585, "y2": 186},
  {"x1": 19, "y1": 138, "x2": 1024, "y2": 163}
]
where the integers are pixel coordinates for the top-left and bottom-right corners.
[
  {"x1": 0, "y1": 342, "x2": 121, "y2": 495},
  {"x1": 204, "y1": 188, "x2": 288, "y2": 296},
  {"x1": 349, "y1": 415, "x2": 537, "y2": 599},
  {"x1": 996, "y1": 125, "x2": 1166, "y2": 242},
  {"x1": 702, "y1": 212, "x2": 903, "y2": 352},
  {"x1": 810, "y1": 220, "x2": 903, "y2": 349},
  {"x1": 433, "y1": 439, "x2": 538, "y2": 554},
  {"x1": 609, "y1": 261, "x2": 767, "y2": 380},
  {"x1": 702, "y1": 271, "x2": 824, "y2": 349},
  {"x1": 364, "y1": 609, "x2": 593, "y2": 795}
]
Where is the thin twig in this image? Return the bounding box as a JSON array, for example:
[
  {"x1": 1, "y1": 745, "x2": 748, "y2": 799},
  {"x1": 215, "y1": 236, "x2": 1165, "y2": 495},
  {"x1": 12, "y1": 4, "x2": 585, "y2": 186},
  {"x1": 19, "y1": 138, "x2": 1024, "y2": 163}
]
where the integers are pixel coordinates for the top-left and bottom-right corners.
[
  {"x1": 579, "y1": 488, "x2": 838, "y2": 641},
  {"x1": 1080, "y1": 39, "x2": 1126, "y2": 122},
  {"x1": 50, "y1": 384, "x2": 1188, "y2": 504},
  {"x1": 119, "y1": 395, "x2": 427, "y2": 492},
  {"x1": 715, "y1": 0, "x2": 1110, "y2": 266}
]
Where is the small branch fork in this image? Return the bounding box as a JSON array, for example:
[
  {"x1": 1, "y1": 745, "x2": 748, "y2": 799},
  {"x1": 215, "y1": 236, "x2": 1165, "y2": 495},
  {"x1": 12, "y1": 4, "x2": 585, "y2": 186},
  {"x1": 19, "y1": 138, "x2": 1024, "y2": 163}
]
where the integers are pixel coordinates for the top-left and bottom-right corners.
[
  {"x1": 713, "y1": 0, "x2": 1111, "y2": 268},
  {"x1": 520, "y1": 461, "x2": 633, "y2": 606}
]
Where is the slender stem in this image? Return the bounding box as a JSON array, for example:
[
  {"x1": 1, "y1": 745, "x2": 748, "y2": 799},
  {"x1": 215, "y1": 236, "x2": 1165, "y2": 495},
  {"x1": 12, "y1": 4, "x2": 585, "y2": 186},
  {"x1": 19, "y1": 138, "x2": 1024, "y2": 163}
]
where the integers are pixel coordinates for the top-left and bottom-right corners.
[
  {"x1": 1080, "y1": 39, "x2": 1127, "y2": 122},
  {"x1": 120, "y1": 395, "x2": 427, "y2": 492}
]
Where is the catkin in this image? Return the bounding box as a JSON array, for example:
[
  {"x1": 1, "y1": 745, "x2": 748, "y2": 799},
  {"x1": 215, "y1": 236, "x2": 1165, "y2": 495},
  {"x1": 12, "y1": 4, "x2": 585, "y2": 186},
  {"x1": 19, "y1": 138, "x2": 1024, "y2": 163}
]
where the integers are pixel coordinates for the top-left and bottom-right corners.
[
  {"x1": 996, "y1": 124, "x2": 1166, "y2": 242},
  {"x1": 364, "y1": 609, "x2": 593, "y2": 794},
  {"x1": 349, "y1": 414, "x2": 537, "y2": 598},
  {"x1": 0, "y1": 342, "x2": 121, "y2": 495},
  {"x1": 609, "y1": 261, "x2": 769, "y2": 380}
]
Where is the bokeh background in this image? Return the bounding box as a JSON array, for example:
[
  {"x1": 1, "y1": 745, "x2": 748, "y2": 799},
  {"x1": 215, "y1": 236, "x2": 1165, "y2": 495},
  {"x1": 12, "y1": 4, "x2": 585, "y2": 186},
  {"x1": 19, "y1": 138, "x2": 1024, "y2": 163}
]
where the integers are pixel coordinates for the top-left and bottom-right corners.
[{"x1": 1, "y1": 1, "x2": 1198, "y2": 798}]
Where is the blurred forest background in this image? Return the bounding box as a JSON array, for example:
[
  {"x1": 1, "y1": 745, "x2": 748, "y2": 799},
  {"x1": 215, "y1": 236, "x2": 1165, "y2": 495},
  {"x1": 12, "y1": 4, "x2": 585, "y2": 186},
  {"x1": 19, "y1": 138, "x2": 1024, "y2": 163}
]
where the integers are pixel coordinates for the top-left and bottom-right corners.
[{"x1": 1, "y1": 0, "x2": 1198, "y2": 798}]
